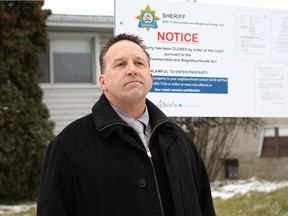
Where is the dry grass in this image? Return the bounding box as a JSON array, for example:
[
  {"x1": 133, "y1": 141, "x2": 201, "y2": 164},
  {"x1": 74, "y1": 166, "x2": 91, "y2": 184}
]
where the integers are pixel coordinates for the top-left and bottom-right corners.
[{"x1": 214, "y1": 186, "x2": 288, "y2": 216}]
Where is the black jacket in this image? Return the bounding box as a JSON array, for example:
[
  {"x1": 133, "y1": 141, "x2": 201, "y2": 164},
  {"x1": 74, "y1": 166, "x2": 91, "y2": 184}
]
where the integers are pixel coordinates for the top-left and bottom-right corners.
[{"x1": 37, "y1": 94, "x2": 215, "y2": 216}]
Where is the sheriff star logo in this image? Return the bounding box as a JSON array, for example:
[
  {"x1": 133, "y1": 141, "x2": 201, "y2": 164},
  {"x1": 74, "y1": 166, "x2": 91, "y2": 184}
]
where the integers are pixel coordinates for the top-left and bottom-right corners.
[{"x1": 136, "y1": 5, "x2": 160, "y2": 31}]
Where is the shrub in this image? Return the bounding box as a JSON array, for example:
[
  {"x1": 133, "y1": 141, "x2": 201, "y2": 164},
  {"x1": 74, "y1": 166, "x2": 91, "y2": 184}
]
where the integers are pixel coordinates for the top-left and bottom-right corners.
[{"x1": 0, "y1": 1, "x2": 54, "y2": 202}]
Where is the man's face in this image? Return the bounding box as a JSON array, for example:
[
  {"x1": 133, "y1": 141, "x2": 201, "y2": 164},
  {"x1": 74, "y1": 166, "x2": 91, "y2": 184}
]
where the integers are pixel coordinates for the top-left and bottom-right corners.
[{"x1": 99, "y1": 40, "x2": 153, "y2": 107}]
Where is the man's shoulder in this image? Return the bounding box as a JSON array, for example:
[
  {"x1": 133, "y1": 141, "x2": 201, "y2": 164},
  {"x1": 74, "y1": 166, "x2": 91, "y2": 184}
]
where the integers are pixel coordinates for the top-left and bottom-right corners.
[
  {"x1": 53, "y1": 113, "x2": 95, "y2": 144},
  {"x1": 64, "y1": 113, "x2": 94, "y2": 132}
]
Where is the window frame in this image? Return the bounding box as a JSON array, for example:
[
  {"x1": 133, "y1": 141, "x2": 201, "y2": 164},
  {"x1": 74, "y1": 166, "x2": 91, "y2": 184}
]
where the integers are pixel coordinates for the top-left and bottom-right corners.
[
  {"x1": 40, "y1": 32, "x2": 101, "y2": 87},
  {"x1": 258, "y1": 125, "x2": 288, "y2": 157}
]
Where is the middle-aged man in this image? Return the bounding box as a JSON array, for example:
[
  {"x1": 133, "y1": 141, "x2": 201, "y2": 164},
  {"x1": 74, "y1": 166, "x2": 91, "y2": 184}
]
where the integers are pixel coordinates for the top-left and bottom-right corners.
[{"x1": 37, "y1": 33, "x2": 216, "y2": 216}]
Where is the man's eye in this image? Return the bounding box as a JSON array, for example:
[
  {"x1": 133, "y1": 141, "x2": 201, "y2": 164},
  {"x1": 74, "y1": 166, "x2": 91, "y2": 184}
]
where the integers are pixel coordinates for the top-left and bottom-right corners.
[
  {"x1": 137, "y1": 61, "x2": 145, "y2": 66},
  {"x1": 116, "y1": 63, "x2": 125, "y2": 67}
]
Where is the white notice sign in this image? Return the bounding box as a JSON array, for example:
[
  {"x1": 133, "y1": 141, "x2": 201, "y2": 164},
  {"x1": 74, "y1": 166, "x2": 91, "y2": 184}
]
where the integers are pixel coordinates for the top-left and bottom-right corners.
[{"x1": 115, "y1": 1, "x2": 288, "y2": 117}]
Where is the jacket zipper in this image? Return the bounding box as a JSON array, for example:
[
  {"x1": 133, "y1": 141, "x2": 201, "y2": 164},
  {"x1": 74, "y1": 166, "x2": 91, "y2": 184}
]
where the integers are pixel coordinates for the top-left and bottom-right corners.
[
  {"x1": 145, "y1": 121, "x2": 171, "y2": 216},
  {"x1": 133, "y1": 123, "x2": 165, "y2": 216},
  {"x1": 101, "y1": 121, "x2": 171, "y2": 216},
  {"x1": 145, "y1": 147, "x2": 164, "y2": 216},
  {"x1": 127, "y1": 126, "x2": 165, "y2": 216}
]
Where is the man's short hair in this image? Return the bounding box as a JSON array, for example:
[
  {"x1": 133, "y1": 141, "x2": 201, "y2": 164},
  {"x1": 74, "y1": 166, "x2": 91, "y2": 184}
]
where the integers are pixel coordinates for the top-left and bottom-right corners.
[{"x1": 99, "y1": 33, "x2": 150, "y2": 74}]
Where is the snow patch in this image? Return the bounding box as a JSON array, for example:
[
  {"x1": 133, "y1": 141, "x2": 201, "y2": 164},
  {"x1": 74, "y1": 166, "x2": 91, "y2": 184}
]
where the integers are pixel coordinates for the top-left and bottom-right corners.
[
  {"x1": 211, "y1": 178, "x2": 288, "y2": 200},
  {"x1": 0, "y1": 203, "x2": 36, "y2": 214}
]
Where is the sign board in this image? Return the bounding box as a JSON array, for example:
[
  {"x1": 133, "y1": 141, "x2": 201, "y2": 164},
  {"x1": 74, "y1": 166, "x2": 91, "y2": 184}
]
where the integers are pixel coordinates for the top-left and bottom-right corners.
[{"x1": 115, "y1": 0, "x2": 288, "y2": 117}]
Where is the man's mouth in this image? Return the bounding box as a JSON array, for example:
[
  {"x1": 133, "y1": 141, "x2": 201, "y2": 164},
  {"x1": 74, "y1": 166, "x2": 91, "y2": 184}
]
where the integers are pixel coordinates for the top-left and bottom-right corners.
[{"x1": 125, "y1": 80, "x2": 141, "y2": 85}]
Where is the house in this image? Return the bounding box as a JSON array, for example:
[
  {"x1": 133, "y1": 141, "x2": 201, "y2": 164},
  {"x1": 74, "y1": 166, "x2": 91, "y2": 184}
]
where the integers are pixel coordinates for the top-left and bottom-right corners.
[
  {"x1": 40, "y1": 14, "x2": 113, "y2": 134},
  {"x1": 40, "y1": 14, "x2": 288, "y2": 180},
  {"x1": 222, "y1": 117, "x2": 288, "y2": 181}
]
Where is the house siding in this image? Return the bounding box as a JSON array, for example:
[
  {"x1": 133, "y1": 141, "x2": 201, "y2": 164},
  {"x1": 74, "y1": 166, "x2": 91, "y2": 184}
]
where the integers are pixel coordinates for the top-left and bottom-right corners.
[
  {"x1": 42, "y1": 86, "x2": 103, "y2": 134},
  {"x1": 43, "y1": 14, "x2": 113, "y2": 135}
]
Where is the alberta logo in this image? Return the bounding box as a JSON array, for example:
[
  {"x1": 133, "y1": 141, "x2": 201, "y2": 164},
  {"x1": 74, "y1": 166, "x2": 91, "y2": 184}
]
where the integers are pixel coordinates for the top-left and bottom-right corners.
[{"x1": 135, "y1": 4, "x2": 160, "y2": 31}]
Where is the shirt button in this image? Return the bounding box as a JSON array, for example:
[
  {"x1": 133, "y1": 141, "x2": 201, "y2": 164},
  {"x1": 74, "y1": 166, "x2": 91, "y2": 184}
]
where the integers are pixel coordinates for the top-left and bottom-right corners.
[{"x1": 137, "y1": 178, "x2": 146, "y2": 188}]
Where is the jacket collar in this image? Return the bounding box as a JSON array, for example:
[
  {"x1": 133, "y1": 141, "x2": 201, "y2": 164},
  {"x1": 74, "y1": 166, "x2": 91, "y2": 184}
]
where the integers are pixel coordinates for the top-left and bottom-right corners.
[{"x1": 92, "y1": 94, "x2": 171, "y2": 131}]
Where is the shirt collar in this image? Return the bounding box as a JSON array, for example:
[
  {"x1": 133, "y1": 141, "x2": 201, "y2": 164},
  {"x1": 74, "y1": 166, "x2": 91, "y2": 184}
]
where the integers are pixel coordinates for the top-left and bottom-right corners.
[{"x1": 110, "y1": 103, "x2": 149, "y2": 129}]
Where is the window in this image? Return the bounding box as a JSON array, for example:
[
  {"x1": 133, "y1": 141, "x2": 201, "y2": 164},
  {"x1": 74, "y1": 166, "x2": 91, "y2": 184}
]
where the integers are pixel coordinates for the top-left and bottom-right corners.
[
  {"x1": 224, "y1": 159, "x2": 239, "y2": 179},
  {"x1": 39, "y1": 33, "x2": 99, "y2": 84},
  {"x1": 260, "y1": 127, "x2": 288, "y2": 157}
]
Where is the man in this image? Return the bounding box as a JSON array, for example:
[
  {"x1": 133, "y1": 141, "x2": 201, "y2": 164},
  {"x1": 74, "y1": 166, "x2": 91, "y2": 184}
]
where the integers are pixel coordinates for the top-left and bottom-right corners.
[{"x1": 37, "y1": 33, "x2": 215, "y2": 216}]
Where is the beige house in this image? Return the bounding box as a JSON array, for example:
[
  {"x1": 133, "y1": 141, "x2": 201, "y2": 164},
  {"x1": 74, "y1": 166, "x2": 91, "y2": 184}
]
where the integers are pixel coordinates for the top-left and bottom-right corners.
[
  {"x1": 40, "y1": 14, "x2": 113, "y2": 134},
  {"x1": 40, "y1": 14, "x2": 288, "y2": 181},
  {"x1": 221, "y1": 118, "x2": 288, "y2": 181}
]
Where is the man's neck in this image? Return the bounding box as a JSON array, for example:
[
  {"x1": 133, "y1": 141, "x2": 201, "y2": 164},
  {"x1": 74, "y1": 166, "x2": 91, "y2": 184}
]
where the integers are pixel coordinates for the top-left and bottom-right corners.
[{"x1": 107, "y1": 96, "x2": 146, "y2": 119}]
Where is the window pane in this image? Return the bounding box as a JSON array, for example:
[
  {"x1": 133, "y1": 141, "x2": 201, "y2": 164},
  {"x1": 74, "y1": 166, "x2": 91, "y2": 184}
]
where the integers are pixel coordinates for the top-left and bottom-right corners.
[
  {"x1": 52, "y1": 39, "x2": 93, "y2": 83},
  {"x1": 279, "y1": 128, "x2": 288, "y2": 136},
  {"x1": 38, "y1": 52, "x2": 50, "y2": 83},
  {"x1": 264, "y1": 128, "x2": 275, "y2": 137},
  {"x1": 54, "y1": 52, "x2": 92, "y2": 83}
]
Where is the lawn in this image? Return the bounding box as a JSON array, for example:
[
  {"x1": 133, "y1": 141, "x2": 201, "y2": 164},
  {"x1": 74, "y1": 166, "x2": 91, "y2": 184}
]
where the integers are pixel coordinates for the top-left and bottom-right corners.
[{"x1": 214, "y1": 186, "x2": 288, "y2": 216}]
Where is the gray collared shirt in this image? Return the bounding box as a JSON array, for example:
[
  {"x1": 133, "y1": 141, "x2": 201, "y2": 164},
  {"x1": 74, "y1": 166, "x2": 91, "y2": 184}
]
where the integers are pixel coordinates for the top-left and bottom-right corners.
[{"x1": 110, "y1": 103, "x2": 152, "y2": 144}]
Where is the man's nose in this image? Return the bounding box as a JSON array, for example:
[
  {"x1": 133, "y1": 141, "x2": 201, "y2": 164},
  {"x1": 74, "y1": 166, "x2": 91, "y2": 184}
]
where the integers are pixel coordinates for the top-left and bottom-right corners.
[{"x1": 126, "y1": 63, "x2": 138, "y2": 76}]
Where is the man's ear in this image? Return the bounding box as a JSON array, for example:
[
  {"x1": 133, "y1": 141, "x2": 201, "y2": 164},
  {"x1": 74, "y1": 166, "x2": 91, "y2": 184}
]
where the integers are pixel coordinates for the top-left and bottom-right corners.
[
  {"x1": 99, "y1": 74, "x2": 107, "y2": 91},
  {"x1": 150, "y1": 71, "x2": 153, "y2": 79}
]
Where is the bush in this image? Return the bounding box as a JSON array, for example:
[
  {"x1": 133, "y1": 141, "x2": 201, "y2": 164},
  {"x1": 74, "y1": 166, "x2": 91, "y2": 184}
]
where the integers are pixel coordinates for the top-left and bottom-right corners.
[{"x1": 0, "y1": 1, "x2": 54, "y2": 202}]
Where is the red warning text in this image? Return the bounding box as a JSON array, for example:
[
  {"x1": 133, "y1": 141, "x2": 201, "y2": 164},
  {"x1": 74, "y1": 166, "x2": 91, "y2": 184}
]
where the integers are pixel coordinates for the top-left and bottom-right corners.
[{"x1": 157, "y1": 31, "x2": 199, "y2": 44}]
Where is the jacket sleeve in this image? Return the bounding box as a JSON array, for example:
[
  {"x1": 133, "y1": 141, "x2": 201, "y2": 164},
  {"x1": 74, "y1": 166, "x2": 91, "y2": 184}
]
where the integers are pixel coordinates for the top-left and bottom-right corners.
[{"x1": 37, "y1": 140, "x2": 75, "y2": 216}]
